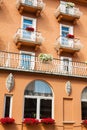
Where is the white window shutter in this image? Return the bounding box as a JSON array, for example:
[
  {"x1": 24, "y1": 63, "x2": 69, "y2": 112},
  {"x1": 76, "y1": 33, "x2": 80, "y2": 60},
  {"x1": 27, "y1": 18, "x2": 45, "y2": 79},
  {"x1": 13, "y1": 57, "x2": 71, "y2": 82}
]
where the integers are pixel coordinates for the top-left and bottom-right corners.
[
  {"x1": 68, "y1": 58, "x2": 72, "y2": 74},
  {"x1": 31, "y1": 19, "x2": 36, "y2": 41},
  {"x1": 69, "y1": 26, "x2": 73, "y2": 34},
  {"x1": 30, "y1": 53, "x2": 35, "y2": 70},
  {"x1": 60, "y1": 57, "x2": 64, "y2": 72},
  {"x1": 33, "y1": 19, "x2": 36, "y2": 31}
]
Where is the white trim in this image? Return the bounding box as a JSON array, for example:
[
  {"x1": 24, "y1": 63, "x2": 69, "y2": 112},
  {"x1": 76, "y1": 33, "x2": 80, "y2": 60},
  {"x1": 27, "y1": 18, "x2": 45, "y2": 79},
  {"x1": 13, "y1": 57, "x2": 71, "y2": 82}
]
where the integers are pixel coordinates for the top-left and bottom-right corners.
[
  {"x1": 23, "y1": 95, "x2": 53, "y2": 119},
  {"x1": 60, "y1": 24, "x2": 73, "y2": 36},
  {"x1": 60, "y1": 56, "x2": 72, "y2": 74},
  {"x1": 4, "y1": 95, "x2": 13, "y2": 118},
  {"x1": 21, "y1": 16, "x2": 36, "y2": 29}
]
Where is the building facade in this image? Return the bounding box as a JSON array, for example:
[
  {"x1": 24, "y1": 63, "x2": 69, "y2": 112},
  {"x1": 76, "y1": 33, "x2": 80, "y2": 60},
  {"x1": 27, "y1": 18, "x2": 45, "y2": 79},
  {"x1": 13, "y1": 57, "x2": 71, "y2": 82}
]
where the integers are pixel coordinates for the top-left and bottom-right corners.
[{"x1": 0, "y1": 0, "x2": 87, "y2": 130}]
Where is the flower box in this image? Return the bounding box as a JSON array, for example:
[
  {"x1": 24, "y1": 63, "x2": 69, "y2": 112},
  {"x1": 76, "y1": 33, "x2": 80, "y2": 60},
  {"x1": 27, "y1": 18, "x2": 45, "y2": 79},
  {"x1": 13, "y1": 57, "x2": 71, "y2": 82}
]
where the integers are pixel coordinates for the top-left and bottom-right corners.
[
  {"x1": 66, "y1": 34, "x2": 74, "y2": 39},
  {"x1": 41, "y1": 118, "x2": 55, "y2": 124},
  {"x1": 0, "y1": 117, "x2": 15, "y2": 124},
  {"x1": 26, "y1": 27, "x2": 34, "y2": 32},
  {"x1": 23, "y1": 118, "x2": 39, "y2": 125},
  {"x1": 82, "y1": 120, "x2": 87, "y2": 127},
  {"x1": 38, "y1": 53, "x2": 53, "y2": 62}
]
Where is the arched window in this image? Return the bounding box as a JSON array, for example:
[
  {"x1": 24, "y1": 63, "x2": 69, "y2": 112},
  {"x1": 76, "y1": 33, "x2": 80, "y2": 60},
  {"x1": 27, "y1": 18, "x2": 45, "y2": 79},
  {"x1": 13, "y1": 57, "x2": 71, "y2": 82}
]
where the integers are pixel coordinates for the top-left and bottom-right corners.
[
  {"x1": 24, "y1": 80, "x2": 53, "y2": 119},
  {"x1": 81, "y1": 87, "x2": 87, "y2": 120}
]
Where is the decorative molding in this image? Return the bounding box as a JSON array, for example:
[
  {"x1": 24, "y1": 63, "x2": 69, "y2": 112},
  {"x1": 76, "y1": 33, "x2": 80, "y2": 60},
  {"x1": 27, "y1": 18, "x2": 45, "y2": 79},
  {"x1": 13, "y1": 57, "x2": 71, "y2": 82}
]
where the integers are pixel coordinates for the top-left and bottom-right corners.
[
  {"x1": 6, "y1": 73, "x2": 15, "y2": 92},
  {"x1": 63, "y1": 121, "x2": 75, "y2": 124},
  {"x1": 65, "y1": 81, "x2": 72, "y2": 96}
]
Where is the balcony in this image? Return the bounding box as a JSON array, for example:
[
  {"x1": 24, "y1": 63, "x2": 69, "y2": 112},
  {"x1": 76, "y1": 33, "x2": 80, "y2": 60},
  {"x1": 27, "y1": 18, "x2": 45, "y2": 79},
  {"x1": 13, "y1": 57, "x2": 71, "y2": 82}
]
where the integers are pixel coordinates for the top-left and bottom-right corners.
[
  {"x1": 54, "y1": 3, "x2": 82, "y2": 24},
  {"x1": 0, "y1": 51, "x2": 87, "y2": 79},
  {"x1": 16, "y1": 0, "x2": 45, "y2": 16},
  {"x1": 14, "y1": 28, "x2": 44, "y2": 49},
  {"x1": 55, "y1": 36, "x2": 82, "y2": 54}
]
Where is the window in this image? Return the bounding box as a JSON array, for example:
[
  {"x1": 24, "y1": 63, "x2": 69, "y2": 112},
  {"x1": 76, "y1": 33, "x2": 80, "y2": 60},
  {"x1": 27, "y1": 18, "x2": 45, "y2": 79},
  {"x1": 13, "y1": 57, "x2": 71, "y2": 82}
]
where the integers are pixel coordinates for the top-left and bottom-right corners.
[
  {"x1": 4, "y1": 95, "x2": 12, "y2": 117},
  {"x1": 21, "y1": 17, "x2": 36, "y2": 41},
  {"x1": 20, "y1": 51, "x2": 35, "y2": 70},
  {"x1": 24, "y1": 80, "x2": 53, "y2": 119},
  {"x1": 60, "y1": 24, "x2": 73, "y2": 48},
  {"x1": 60, "y1": 57, "x2": 72, "y2": 74},
  {"x1": 81, "y1": 87, "x2": 87, "y2": 120}
]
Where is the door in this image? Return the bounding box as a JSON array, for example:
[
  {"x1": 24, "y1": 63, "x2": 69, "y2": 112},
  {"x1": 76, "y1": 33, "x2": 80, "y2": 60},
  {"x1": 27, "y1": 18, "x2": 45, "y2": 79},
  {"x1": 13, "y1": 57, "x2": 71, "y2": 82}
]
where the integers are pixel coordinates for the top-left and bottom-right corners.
[
  {"x1": 60, "y1": 57, "x2": 72, "y2": 74},
  {"x1": 21, "y1": 17, "x2": 36, "y2": 42},
  {"x1": 60, "y1": 24, "x2": 73, "y2": 48},
  {"x1": 20, "y1": 51, "x2": 35, "y2": 70}
]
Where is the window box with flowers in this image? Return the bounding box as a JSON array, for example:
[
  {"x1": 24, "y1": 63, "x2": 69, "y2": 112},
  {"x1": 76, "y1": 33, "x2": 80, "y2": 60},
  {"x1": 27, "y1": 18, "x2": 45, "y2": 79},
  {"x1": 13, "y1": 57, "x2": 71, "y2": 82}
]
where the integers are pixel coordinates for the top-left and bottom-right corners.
[
  {"x1": 38, "y1": 53, "x2": 53, "y2": 63},
  {"x1": 23, "y1": 118, "x2": 39, "y2": 125},
  {"x1": 0, "y1": 117, "x2": 15, "y2": 125},
  {"x1": 82, "y1": 120, "x2": 87, "y2": 127},
  {"x1": 66, "y1": 34, "x2": 74, "y2": 39},
  {"x1": 26, "y1": 27, "x2": 34, "y2": 32},
  {"x1": 41, "y1": 118, "x2": 55, "y2": 125}
]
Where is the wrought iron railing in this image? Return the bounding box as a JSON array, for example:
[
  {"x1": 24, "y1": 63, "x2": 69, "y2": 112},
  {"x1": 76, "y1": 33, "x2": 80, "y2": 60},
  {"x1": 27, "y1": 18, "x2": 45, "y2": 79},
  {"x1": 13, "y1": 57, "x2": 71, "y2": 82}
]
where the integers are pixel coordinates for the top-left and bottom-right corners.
[{"x1": 0, "y1": 51, "x2": 87, "y2": 78}]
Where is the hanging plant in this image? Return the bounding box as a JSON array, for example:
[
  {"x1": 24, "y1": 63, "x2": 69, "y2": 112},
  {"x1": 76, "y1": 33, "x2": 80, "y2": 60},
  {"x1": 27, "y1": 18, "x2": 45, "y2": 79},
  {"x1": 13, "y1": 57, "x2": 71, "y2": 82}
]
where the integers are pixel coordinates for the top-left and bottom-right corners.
[{"x1": 38, "y1": 53, "x2": 53, "y2": 62}]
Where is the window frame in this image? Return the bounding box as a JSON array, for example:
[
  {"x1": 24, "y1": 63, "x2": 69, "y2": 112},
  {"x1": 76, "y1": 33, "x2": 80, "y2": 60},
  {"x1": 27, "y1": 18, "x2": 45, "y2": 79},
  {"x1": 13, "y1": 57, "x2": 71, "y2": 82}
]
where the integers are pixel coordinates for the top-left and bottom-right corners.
[
  {"x1": 23, "y1": 95, "x2": 54, "y2": 119},
  {"x1": 21, "y1": 16, "x2": 36, "y2": 41},
  {"x1": 60, "y1": 56, "x2": 72, "y2": 74},
  {"x1": 19, "y1": 51, "x2": 35, "y2": 70},
  {"x1": 4, "y1": 95, "x2": 13, "y2": 118}
]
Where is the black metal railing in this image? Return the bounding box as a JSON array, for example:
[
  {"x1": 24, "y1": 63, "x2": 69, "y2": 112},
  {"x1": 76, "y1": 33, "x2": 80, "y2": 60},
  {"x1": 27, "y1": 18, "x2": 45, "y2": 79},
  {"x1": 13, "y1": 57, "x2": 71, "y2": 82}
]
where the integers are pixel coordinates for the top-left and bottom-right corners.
[{"x1": 0, "y1": 51, "x2": 87, "y2": 78}]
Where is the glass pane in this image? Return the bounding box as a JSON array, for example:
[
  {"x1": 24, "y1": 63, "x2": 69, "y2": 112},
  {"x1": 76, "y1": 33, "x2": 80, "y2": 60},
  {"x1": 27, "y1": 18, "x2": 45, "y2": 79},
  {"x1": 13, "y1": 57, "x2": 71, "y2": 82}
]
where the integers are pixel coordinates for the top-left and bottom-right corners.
[
  {"x1": 81, "y1": 88, "x2": 87, "y2": 99},
  {"x1": 40, "y1": 99, "x2": 52, "y2": 118},
  {"x1": 24, "y1": 98, "x2": 37, "y2": 118},
  {"x1": 21, "y1": 54, "x2": 31, "y2": 70},
  {"x1": 5, "y1": 96, "x2": 11, "y2": 117},
  {"x1": 24, "y1": 80, "x2": 53, "y2": 97},
  {"x1": 81, "y1": 102, "x2": 87, "y2": 120},
  {"x1": 23, "y1": 19, "x2": 33, "y2": 25}
]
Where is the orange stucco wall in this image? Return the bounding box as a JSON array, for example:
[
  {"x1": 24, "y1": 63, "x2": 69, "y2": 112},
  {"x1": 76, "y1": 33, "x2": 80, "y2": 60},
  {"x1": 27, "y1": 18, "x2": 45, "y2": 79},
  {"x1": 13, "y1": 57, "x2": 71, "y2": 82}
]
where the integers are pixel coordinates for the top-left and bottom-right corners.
[{"x1": 0, "y1": 0, "x2": 87, "y2": 130}]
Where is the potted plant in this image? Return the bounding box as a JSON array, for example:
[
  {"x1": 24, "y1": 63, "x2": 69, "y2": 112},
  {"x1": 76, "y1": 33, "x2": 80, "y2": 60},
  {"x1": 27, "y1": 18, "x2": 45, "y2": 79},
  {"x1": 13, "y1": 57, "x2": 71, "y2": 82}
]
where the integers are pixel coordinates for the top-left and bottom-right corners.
[
  {"x1": 38, "y1": 53, "x2": 53, "y2": 63},
  {"x1": 41, "y1": 118, "x2": 55, "y2": 125},
  {"x1": 23, "y1": 118, "x2": 39, "y2": 125},
  {"x1": 0, "y1": 117, "x2": 15, "y2": 124},
  {"x1": 66, "y1": 2, "x2": 75, "y2": 8}
]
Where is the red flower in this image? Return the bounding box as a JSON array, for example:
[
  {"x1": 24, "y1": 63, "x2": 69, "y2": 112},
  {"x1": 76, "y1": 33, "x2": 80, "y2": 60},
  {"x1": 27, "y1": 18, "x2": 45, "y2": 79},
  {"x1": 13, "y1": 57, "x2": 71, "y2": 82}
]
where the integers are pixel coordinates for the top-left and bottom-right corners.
[
  {"x1": 26, "y1": 27, "x2": 34, "y2": 32},
  {"x1": 41, "y1": 118, "x2": 55, "y2": 124},
  {"x1": 0, "y1": 117, "x2": 15, "y2": 124},
  {"x1": 66, "y1": 34, "x2": 74, "y2": 39},
  {"x1": 23, "y1": 118, "x2": 39, "y2": 125},
  {"x1": 82, "y1": 120, "x2": 87, "y2": 127}
]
